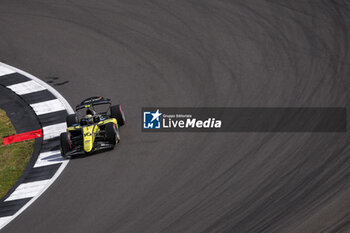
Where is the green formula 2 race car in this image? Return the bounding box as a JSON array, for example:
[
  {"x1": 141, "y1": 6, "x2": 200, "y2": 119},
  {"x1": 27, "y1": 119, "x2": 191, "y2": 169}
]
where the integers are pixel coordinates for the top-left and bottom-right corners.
[{"x1": 60, "y1": 97, "x2": 126, "y2": 158}]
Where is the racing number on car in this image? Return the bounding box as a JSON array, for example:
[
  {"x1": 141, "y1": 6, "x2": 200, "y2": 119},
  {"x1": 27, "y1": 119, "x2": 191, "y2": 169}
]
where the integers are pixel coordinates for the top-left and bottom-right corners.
[{"x1": 84, "y1": 132, "x2": 92, "y2": 136}]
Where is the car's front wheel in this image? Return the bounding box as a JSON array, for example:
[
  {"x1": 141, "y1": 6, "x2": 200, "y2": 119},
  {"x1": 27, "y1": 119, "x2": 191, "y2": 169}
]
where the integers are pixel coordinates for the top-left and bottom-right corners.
[
  {"x1": 60, "y1": 132, "x2": 72, "y2": 158},
  {"x1": 105, "y1": 123, "x2": 120, "y2": 145}
]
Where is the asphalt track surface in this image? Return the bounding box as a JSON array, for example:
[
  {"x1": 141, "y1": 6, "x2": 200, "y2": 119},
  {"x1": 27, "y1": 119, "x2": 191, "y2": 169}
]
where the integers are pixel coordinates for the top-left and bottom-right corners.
[{"x1": 1, "y1": 1, "x2": 350, "y2": 232}]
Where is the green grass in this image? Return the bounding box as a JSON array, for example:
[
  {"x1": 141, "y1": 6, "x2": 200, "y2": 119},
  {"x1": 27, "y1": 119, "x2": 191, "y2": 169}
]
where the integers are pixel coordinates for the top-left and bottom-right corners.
[{"x1": 0, "y1": 109, "x2": 34, "y2": 198}]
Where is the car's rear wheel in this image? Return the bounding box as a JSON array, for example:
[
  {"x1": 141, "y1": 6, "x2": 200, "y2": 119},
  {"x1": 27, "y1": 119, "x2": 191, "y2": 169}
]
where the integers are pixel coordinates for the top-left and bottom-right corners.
[
  {"x1": 106, "y1": 123, "x2": 120, "y2": 145},
  {"x1": 60, "y1": 132, "x2": 72, "y2": 158},
  {"x1": 66, "y1": 114, "x2": 78, "y2": 127},
  {"x1": 110, "y1": 105, "x2": 125, "y2": 127}
]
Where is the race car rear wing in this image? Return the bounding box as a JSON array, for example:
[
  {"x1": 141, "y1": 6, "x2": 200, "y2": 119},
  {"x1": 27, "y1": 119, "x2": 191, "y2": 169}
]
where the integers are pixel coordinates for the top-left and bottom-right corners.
[{"x1": 76, "y1": 96, "x2": 111, "y2": 111}]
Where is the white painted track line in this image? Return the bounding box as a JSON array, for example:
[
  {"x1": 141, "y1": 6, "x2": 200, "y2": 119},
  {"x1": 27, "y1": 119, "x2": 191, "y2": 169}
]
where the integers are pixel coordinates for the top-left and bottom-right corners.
[
  {"x1": 0, "y1": 66, "x2": 15, "y2": 76},
  {"x1": 30, "y1": 99, "x2": 66, "y2": 115},
  {"x1": 0, "y1": 217, "x2": 12, "y2": 229},
  {"x1": 34, "y1": 150, "x2": 64, "y2": 168},
  {"x1": 7, "y1": 80, "x2": 46, "y2": 95},
  {"x1": 5, "y1": 180, "x2": 50, "y2": 202},
  {"x1": 42, "y1": 122, "x2": 67, "y2": 140}
]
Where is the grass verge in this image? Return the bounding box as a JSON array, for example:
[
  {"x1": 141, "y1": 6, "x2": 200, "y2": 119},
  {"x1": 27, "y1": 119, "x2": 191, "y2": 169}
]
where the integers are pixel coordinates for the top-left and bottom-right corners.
[{"x1": 0, "y1": 109, "x2": 34, "y2": 199}]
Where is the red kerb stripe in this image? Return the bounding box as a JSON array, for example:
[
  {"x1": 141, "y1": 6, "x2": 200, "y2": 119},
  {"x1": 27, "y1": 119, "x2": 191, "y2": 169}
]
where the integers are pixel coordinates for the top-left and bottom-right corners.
[{"x1": 2, "y1": 129, "x2": 43, "y2": 145}]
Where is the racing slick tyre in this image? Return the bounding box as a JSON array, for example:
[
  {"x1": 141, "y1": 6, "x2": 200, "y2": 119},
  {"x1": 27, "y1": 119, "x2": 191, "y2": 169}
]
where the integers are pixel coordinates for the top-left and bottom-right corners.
[
  {"x1": 66, "y1": 114, "x2": 78, "y2": 127},
  {"x1": 106, "y1": 123, "x2": 120, "y2": 145},
  {"x1": 110, "y1": 104, "x2": 126, "y2": 127},
  {"x1": 60, "y1": 132, "x2": 72, "y2": 158}
]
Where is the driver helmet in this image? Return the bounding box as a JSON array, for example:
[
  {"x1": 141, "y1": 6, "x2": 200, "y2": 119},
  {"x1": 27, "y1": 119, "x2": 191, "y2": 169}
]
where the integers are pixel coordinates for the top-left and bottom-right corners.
[
  {"x1": 85, "y1": 114, "x2": 94, "y2": 125},
  {"x1": 86, "y1": 109, "x2": 96, "y2": 116}
]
